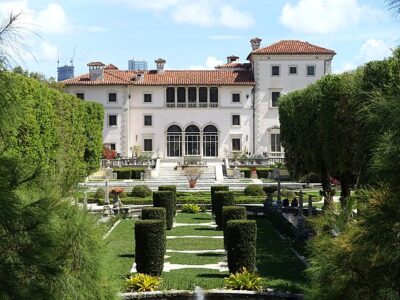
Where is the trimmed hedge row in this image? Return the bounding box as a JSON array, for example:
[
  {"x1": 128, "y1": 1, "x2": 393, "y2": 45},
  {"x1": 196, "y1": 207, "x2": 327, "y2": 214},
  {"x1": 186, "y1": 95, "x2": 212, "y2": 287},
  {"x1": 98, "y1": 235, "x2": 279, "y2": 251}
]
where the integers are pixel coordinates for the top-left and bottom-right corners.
[
  {"x1": 159, "y1": 185, "x2": 177, "y2": 215},
  {"x1": 211, "y1": 185, "x2": 229, "y2": 215},
  {"x1": 132, "y1": 185, "x2": 152, "y2": 198},
  {"x1": 135, "y1": 220, "x2": 165, "y2": 276},
  {"x1": 214, "y1": 191, "x2": 235, "y2": 229},
  {"x1": 153, "y1": 191, "x2": 175, "y2": 230},
  {"x1": 141, "y1": 207, "x2": 166, "y2": 229},
  {"x1": 239, "y1": 168, "x2": 273, "y2": 179},
  {"x1": 114, "y1": 167, "x2": 145, "y2": 180},
  {"x1": 244, "y1": 185, "x2": 265, "y2": 196},
  {"x1": 222, "y1": 206, "x2": 247, "y2": 231},
  {"x1": 225, "y1": 220, "x2": 257, "y2": 273}
]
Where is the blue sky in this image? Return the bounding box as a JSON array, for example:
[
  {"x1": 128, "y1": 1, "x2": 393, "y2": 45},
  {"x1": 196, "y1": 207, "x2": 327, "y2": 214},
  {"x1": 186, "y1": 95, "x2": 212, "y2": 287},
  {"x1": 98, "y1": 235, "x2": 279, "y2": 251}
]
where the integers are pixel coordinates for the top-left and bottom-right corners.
[{"x1": 0, "y1": 0, "x2": 398, "y2": 78}]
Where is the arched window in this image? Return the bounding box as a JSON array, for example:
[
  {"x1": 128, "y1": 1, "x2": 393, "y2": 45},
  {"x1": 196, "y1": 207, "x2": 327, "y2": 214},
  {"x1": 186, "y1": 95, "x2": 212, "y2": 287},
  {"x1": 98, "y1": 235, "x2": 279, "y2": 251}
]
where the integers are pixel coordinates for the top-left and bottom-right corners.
[
  {"x1": 185, "y1": 125, "x2": 200, "y2": 155},
  {"x1": 167, "y1": 125, "x2": 182, "y2": 157},
  {"x1": 203, "y1": 125, "x2": 218, "y2": 157}
]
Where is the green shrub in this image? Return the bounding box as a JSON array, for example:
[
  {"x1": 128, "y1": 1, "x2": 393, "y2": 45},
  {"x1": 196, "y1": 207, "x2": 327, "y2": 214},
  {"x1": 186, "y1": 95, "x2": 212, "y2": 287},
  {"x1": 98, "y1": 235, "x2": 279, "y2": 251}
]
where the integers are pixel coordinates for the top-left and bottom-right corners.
[
  {"x1": 132, "y1": 185, "x2": 152, "y2": 198},
  {"x1": 211, "y1": 185, "x2": 229, "y2": 215},
  {"x1": 181, "y1": 204, "x2": 200, "y2": 214},
  {"x1": 125, "y1": 273, "x2": 162, "y2": 292},
  {"x1": 224, "y1": 267, "x2": 263, "y2": 291},
  {"x1": 243, "y1": 185, "x2": 264, "y2": 196},
  {"x1": 141, "y1": 207, "x2": 166, "y2": 229},
  {"x1": 256, "y1": 168, "x2": 272, "y2": 179},
  {"x1": 114, "y1": 168, "x2": 145, "y2": 179},
  {"x1": 158, "y1": 186, "x2": 177, "y2": 215},
  {"x1": 263, "y1": 185, "x2": 277, "y2": 194},
  {"x1": 226, "y1": 220, "x2": 257, "y2": 273},
  {"x1": 222, "y1": 206, "x2": 247, "y2": 231},
  {"x1": 153, "y1": 191, "x2": 175, "y2": 230},
  {"x1": 135, "y1": 220, "x2": 165, "y2": 276},
  {"x1": 93, "y1": 187, "x2": 105, "y2": 199},
  {"x1": 214, "y1": 191, "x2": 235, "y2": 229}
]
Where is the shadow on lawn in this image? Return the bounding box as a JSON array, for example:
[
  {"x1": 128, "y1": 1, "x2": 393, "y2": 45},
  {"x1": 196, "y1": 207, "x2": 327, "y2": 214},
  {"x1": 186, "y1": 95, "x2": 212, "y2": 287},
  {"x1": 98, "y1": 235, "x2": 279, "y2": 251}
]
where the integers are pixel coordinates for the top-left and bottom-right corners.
[
  {"x1": 193, "y1": 217, "x2": 212, "y2": 220},
  {"x1": 118, "y1": 254, "x2": 135, "y2": 258},
  {"x1": 197, "y1": 273, "x2": 227, "y2": 279},
  {"x1": 194, "y1": 227, "x2": 216, "y2": 231},
  {"x1": 196, "y1": 253, "x2": 225, "y2": 258}
]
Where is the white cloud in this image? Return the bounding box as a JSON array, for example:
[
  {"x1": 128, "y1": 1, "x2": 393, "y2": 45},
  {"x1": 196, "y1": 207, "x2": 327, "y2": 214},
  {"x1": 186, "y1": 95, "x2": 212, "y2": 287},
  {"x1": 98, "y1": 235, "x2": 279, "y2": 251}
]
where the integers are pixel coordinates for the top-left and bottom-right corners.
[
  {"x1": 208, "y1": 35, "x2": 241, "y2": 40},
  {"x1": 189, "y1": 56, "x2": 223, "y2": 70},
  {"x1": 86, "y1": 26, "x2": 107, "y2": 33},
  {"x1": 109, "y1": 0, "x2": 179, "y2": 11},
  {"x1": 35, "y1": 3, "x2": 69, "y2": 34},
  {"x1": 280, "y1": 0, "x2": 382, "y2": 34},
  {"x1": 172, "y1": 1, "x2": 215, "y2": 26},
  {"x1": 219, "y1": 5, "x2": 254, "y2": 29},
  {"x1": 357, "y1": 39, "x2": 392, "y2": 63},
  {"x1": 39, "y1": 41, "x2": 58, "y2": 61},
  {"x1": 333, "y1": 62, "x2": 357, "y2": 74}
]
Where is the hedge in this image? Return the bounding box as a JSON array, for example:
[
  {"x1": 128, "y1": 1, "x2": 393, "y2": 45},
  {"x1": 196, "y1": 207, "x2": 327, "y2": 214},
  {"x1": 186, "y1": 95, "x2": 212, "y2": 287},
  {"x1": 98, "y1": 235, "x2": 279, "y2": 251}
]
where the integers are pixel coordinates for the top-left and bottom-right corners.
[
  {"x1": 211, "y1": 186, "x2": 229, "y2": 215},
  {"x1": 141, "y1": 207, "x2": 166, "y2": 229},
  {"x1": 239, "y1": 168, "x2": 273, "y2": 179},
  {"x1": 214, "y1": 191, "x2": 235, "y2": 229},
  {"x1": 132, "y1": 185, "x2": 152, "y2": 198},
  {"x1": 225, "y1": 220, "x2": 257, "y2": 273},
  {"x1": 158, "y1": 186, "x2": 177, "y2": 215},
  {"x1": 135, "y1": 220, "x2": 165, "y2": 276},
  {"x1": 243, "y1": 185, "x2": 265, "y2": 196},
  {"x1": 222, "y1": 206, "x2": 247, "y2": 231},
  {"x1": 153, "y1": 191, "x2": 175, "y2": 230},
  {"x1": 114, "y1": 167, "x2": 145, "y2": 180},
  {"x1": 0, "y1": 72, "x2": 103, "y2": 192}
]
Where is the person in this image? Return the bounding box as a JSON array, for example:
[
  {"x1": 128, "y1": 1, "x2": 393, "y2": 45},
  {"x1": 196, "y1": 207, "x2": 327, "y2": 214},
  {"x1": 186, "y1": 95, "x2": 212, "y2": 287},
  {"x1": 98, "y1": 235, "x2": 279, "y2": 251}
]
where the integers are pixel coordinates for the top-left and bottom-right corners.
[
  {"x1": 291, "y1": 197, "x2": 298, "y2": 207},
  {"x1": 283, "y1": 198, "x2": 289, "y2": 207}
]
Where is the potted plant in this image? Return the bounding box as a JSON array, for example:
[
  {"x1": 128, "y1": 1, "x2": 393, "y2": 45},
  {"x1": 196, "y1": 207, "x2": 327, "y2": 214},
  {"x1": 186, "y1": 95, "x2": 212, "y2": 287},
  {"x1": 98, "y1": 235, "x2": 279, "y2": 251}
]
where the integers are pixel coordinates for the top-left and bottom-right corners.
[
  {"x1": 184, "y1": 167, "x2": 204, "y2": 188},
  {"x1": 110, "y1": 187, "x2": 124, "y2": 208}
]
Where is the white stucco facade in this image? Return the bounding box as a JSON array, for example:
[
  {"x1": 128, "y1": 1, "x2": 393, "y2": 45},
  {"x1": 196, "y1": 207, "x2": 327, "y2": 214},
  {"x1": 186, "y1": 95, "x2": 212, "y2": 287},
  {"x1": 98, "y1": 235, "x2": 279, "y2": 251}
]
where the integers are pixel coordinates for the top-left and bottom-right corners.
[{"x1": 64, "y1": 40, "x2": 335, "y2": 159}]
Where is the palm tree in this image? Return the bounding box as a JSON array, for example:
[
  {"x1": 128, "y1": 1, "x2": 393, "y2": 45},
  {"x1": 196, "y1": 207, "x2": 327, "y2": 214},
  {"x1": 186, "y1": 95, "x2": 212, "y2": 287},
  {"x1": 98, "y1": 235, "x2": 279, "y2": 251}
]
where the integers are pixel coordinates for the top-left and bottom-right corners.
[{"x1": 387, "y1": 0, "x2": 400, "y2": 15}]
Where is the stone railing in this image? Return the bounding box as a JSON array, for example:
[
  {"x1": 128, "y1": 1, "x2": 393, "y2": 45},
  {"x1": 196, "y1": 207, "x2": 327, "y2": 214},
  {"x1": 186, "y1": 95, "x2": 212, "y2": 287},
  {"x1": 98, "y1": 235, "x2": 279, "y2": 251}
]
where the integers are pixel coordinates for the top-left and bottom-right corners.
[
  {"x1": 100, "y1": 158, "x2": 156, "y2": 169},
  {"x1": 228, "y1": 156, "x2": 285, "y2": 167}
]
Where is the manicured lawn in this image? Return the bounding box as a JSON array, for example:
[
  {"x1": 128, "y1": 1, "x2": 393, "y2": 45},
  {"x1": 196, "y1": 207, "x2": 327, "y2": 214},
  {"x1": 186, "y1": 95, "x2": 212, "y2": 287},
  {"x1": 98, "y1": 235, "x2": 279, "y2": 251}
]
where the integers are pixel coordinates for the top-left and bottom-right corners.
[{"x1": 104, "y1": 212, "x2": 307, "y2": 293}]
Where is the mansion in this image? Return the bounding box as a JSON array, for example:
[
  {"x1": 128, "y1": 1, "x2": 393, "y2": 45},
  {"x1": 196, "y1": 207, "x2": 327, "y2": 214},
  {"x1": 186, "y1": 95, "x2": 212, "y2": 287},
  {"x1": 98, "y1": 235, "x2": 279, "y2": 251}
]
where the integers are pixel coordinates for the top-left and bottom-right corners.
[{"x1": 63, "y1": 39, "x2": 335, "y2": 159}]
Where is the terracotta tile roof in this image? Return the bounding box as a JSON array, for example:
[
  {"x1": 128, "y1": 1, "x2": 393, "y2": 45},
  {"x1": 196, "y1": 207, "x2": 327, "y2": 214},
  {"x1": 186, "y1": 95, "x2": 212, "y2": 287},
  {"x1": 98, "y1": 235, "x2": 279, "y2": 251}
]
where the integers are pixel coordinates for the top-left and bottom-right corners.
[
  {"x1": 87, "y1": 61, "x2": 105, "y2": 67},
  {"x1": 251, "y1": 40, "x2": 336, "y2": 56},
  {"x1": 63, "y1": 69, "x2": 255, "y2": 86},
  {"x1": 104, "y1": 64, "x2": 119, "y2": 70},
  {"x1": 215, "y1": 62, "x2": 251, "y2": 69}
]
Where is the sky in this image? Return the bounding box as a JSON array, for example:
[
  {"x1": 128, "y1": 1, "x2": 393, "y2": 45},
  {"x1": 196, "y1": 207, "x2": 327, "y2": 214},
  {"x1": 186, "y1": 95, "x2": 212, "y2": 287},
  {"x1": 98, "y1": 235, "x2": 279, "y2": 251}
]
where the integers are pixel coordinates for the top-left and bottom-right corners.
[{"x1": 0, "y1": 0, "x2": 398, "y2": 78}]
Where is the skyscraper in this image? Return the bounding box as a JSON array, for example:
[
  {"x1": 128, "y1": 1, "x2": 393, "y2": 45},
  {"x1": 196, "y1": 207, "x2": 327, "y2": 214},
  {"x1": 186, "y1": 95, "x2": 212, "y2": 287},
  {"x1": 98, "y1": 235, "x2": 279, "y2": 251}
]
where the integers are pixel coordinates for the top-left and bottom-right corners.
[{"x1": 128, "y1": 59, "x2": 148, "y2": 71}]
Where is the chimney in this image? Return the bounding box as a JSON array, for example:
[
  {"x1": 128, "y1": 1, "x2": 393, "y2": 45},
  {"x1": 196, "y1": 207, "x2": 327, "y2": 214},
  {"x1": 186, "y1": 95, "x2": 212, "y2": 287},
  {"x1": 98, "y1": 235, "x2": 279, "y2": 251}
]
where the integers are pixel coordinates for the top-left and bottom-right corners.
[
  {"x1": 227, "y1": 55, "x2": 239, "y2": 64},
  {"x1": 87, "y1": 61, "x2": 105, "y2": 81},
  {"x1": 155, "y1": 58, "x2": 166, "y2": 74},
  {"x1": 250, "y1": 37, "x2": 262, "y2": 51}
]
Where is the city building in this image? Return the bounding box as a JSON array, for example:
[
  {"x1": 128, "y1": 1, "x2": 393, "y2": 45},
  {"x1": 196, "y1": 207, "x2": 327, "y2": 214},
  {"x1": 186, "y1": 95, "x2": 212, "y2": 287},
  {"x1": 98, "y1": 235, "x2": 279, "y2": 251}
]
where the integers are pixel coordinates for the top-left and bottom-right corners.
[
  {"x1": 128, "y1": 59, "x2": 148, "y2": 71},
  {"x1": 57, "y1": 64, "x2": 74, "y2": 82},
  {"x1": 63, "y1": 39, "x2": 335, "y2": 159}
]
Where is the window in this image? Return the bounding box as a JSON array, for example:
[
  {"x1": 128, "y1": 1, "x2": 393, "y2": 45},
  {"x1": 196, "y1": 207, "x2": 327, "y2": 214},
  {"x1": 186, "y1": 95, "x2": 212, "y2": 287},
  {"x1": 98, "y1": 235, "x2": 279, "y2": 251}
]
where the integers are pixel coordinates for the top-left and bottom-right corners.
[
  {"x1": 144, "y1": 115, "x2": 152, "y2": 126},
  {"x1": 177, "y1": 87, "x2": 186, "y2": 103},
  {"x1": 108, "y1": 115, "x2": 117, "y2": 126},
  {"x1": 188, "y1": 87, "x2": 197, "y2": 102},
  {"x1": 199, "y1": 87, "x2": 207, "y2": 104},
  {"x1": 289, "y1": 66, "x2": 297, "y2": 74},
  {"x1": 271, "y1": 134, "x2": 281, "y2": 152},
  {"x1": 108, "y1": 93, "x2": 117, "y2": 102},
  {"x1": 272, "y1": 65, "x2": 280, "y2": 76},
  {"x1": 232, "y1": 93, "x2": 240, "y2": 103},
  {"x1": 144, "y1": 93, "x2": 152, "y2": 103},
  {"x1": 143, "y1": 139, "x2": 153, "y2": 151},
  {"x1": 271, "y1": 91, "x2": 281, "y2": 107},
  {"x1": 110, "y1": 143, "x2": 116, "y2": 151},
  {"x1": 209, "y1": 87, "x2": 218, "y2": 103},
  {"x1": 232, "y1": 115, "x2": 240, "y2": 126},
  {"x1": 307, "y1": 65, "x2": 316, "y2": 76},
  {"x1": 76, "y1": 93, "x2": 84, "y2": 100},
  {"x1": 166, "y1": 87, "x2": 175, "y2": 103},
  {"x1": 232, "y1": 138, "x2": 241, "y2": 151}
]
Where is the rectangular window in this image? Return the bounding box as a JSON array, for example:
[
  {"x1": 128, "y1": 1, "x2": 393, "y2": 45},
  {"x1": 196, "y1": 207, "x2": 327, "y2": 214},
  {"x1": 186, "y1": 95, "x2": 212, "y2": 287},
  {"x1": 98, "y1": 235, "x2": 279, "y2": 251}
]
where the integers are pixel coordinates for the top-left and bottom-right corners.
[
  {"x1": 307, "y1": 65, "x2": 316, "y2": 76},
  {"x1": 76, "y1": 93, "x2": 84, "y2": 100},
  {"x1": 108, "y1": 115, "x2": 117, "y2": 126},
  {"x1": 271, "y1": 91, "x2": 281, "y2": 107},
  {"x1": 108, "y1": 93, "x2": 117, "y2": 102},
  {"x1": 232, "y1": 93, "x2": 240, "y2": 103},
  {"x1": 177, "y1": 87, "x2": 186, "y2": 103},
  {"x1": 289, "y1": 66, "x2": 297, "y2": 74},
  {"x1": 199, "y1": 87, "x2": 207, "y2": 103},
  {"x1": 166, "y1": 87, "x2": 175, "y2": 103},
  {"x1": 144, "y1": 93, "x2": 152, "y2": 103},
  {"x1": 232, "y1": 115, "x2": 240, "y2": 126},
  {"x1": 110, "y1": 143, "x2": 116, "y2": 151},
  {"x1": 188, "y1": 87, "x2": 197, "y2": 103},
  {"x1": 272, "y1": 65, "x2": 280, "y2": 76},
  {"x1": 271, "y1": 134, "x2": 281, "y2": 152},
  {"x1": 144, "y1": 139, "x2": 153, "y2": 151},
  {"x1": 144, "y1": 115, "x2": 152, "y2": 126},
  {"x1": 209, "y1": 87, "x2": 218, "y2": 103},
  {"x1": 232, "y1": 138, "x2": 241, "y2": 151}
]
